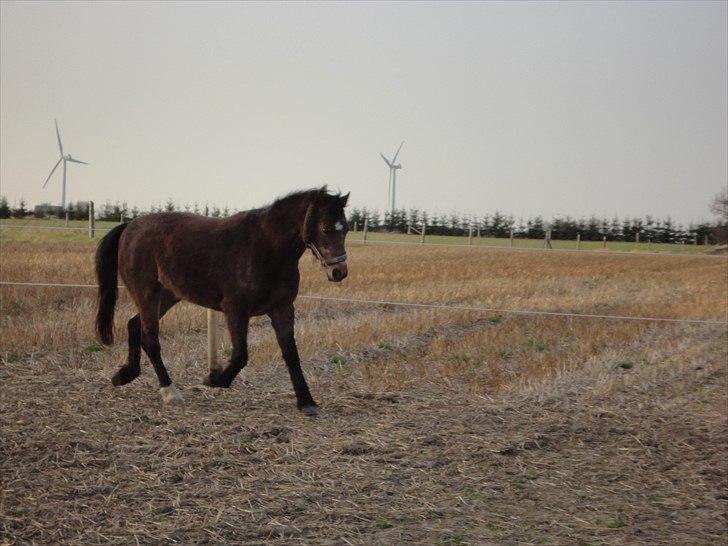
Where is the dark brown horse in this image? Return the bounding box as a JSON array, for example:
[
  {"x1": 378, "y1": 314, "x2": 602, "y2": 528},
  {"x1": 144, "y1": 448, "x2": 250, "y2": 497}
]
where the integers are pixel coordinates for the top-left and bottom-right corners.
[{"x1": 95, "y1": 187, "x2": 349, "y2": 415}]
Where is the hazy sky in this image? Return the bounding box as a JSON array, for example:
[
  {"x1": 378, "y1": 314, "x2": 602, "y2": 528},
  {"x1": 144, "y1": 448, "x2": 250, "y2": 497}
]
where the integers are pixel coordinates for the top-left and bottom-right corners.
[{"x1": 1, "y1": 1, "x2": 726, "y2": 223}]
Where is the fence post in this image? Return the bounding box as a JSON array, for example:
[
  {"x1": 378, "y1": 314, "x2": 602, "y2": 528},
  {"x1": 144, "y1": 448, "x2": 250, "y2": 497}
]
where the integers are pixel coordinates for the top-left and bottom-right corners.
[
  {"x1": 363, "y1": 218, "x2": 368, "y2": 244},
  {"x1": 353, "y1": 221, "x2": 357, "y2": 233},
  {"x1": 704, "y1": 235, "x2": 709, "y2": 246},
  {"x1": 576, "y1": 233, "x2": 581, "y2": 250},
  {"x1": 693, "y1": 235, "x2": 697, "y2": 245},
  {"x1": 648, "y1": 238, "x2": 652, "y2": 250},
  {"x1": 88, "y1": 201, "x2": 95, "y2": 238},
  {"x1": 468, "y1": 225, "x2": 473, "y2": 246},
  {"x1": 636, "y1": 232, "x2": 640, "y2": 244},
  {"x1": 542, "y1": 229, "x2": 552, "y2": 249},
  {"x1": 207, "y1": 309, "x2": 218, "y2": 372},
  {"x1": 602, "y1": 235, "x2": 607, "y2": 249},
  {"x1": 510, "y1": 229, "x2": 514, "y2": 248},
  {"x1": 477, "y1": 227, "x2": 481, "y2": 238},
  {"x1": 64, "y1": 211, "x2": 69, "y2": 227},
  {"x1": 420, "y1": 222, "x2": 426, "y2": 245}
]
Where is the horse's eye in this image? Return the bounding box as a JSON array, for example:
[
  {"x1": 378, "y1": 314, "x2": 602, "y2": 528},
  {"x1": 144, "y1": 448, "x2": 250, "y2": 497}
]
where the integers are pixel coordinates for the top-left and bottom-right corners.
[{"x1": 322, "y1": 227, "x2": 333, "y2": 235}]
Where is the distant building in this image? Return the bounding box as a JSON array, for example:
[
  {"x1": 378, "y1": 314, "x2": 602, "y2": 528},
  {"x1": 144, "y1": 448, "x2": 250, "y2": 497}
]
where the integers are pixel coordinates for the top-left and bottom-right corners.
[{"x1": 33, "y1": 204, "x2": 64, "y2": 217}]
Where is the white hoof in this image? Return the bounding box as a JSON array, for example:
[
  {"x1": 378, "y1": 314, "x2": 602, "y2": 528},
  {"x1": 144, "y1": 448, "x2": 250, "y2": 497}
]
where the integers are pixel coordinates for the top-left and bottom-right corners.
[{"x1": 160, "y1": 384, "x2": 184, "y2": 405}]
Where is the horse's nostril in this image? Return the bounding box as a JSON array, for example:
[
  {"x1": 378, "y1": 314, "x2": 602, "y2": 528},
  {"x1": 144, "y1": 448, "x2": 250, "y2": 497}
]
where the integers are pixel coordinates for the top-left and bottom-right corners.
[{"x1": 331, "y1": 268, "x2": 343, "y2": 282}]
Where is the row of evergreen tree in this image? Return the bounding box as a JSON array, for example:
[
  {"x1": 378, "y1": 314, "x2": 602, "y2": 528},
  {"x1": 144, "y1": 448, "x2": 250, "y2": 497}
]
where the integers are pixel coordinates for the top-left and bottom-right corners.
[
  {"x1": 1, "y1": 195, "x2": 721, "y2": 244},
  {"x1": 348, "y1": 208, "x2": 717, "y2": 244}
]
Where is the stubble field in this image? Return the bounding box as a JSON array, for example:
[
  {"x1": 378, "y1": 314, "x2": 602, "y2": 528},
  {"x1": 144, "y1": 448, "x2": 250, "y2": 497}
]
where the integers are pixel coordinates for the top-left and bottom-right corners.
[{"x1": 1, "y1": 233, "x2": 727, "y2": 544}]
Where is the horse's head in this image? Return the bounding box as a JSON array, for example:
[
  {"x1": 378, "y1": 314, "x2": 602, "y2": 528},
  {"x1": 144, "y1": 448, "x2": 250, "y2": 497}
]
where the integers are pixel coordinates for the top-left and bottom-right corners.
[{"x1": 302, "y1": 189, "x2": 350, "y2": 282}]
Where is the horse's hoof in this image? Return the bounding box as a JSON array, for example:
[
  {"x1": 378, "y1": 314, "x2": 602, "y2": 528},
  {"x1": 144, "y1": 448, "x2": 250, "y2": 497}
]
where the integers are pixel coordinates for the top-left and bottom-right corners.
[
  {"x1": 160, "y1": 384, "x2": 184, "y2": 405},
  {"x1": 203, "y1": 369, "x2": 229, "y2": 388},
  {"x1": 300, "y1": 405, "x2": 319, "y2": 417},
  {"x1": 112, "y1": 366, "x2": 139, "y2": 386}
]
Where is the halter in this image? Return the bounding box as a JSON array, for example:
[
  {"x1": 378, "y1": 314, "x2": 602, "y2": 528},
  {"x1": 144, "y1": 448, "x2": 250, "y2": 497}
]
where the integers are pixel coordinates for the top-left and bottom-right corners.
[{"x1": 307, "y1": 243, "x2": 347, "y2": 267}]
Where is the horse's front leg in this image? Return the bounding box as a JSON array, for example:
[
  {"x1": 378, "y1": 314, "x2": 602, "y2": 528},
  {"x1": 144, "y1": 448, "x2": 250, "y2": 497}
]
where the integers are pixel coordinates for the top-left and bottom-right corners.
[
  {"x1": 269, "y1": 304, "x2": 318, "y2": 416},
  {"x1": 204, "y1": 306, "x2": 249, "y2": 388}
]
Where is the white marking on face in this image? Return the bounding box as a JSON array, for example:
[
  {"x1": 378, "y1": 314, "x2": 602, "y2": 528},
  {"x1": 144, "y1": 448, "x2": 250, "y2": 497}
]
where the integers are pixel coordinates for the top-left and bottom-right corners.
[{"x1": 335, "y1": 221, "x2": 344, "y2": 231}]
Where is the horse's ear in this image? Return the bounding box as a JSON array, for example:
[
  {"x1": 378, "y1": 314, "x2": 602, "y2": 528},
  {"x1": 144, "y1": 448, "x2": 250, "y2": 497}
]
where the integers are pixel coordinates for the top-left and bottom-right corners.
[
  {"x1": 301, "y1": 202, "x2": 316, "y2": 244},
  {"x1": 339, "y1": 192, "x2": 350, "y2": 207}
]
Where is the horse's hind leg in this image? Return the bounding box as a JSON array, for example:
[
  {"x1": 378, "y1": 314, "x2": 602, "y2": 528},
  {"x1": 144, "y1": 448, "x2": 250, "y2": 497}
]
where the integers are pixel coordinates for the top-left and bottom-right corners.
[
  {"x1": 112, "y1": 290, "x2": 179, "y2": 399},
  {"x1": 111, "y1": 314, "x2": 143, "y2": 386},
  {"x1": 138, "y1": 289, "x2": 182, "y2": 404}
]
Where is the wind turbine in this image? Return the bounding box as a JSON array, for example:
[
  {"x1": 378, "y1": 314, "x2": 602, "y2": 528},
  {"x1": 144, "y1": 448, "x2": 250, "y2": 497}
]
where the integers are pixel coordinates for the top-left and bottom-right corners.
[
  {"x1": 379, "y1": 141, "x2": 404, "y2": 218},
  {"x1": 42, "y1": 120, "x2": 89, "y2": 209}
]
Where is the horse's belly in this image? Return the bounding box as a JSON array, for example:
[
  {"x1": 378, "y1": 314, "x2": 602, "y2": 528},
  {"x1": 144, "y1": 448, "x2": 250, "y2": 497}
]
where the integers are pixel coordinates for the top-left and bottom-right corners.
[{"x1": 157, "y1": 268, "x2": 222, "y2": 310}]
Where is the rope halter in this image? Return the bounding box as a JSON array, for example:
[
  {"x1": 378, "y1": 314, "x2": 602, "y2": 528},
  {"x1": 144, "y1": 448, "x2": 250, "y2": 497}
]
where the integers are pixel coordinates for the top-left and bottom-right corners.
[{"x1": 307, "y1": 243, "x2": 347, "y2": 267}]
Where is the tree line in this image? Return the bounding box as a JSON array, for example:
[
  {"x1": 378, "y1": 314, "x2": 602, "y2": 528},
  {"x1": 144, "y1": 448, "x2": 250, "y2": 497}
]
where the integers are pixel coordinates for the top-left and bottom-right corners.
[
  {"x1": 348, "y1": 208, "x2": 720, "y2": 244},
  {"x1": 2, "y1": 194, "x2": 725, "y2": 245}
]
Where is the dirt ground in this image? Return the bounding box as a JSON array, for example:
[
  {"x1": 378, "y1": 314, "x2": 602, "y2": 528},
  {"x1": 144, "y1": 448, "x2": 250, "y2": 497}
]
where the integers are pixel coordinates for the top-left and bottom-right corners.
[
  {"x1": 2, "y1": 241, "x2": 727, "y2": 544},
  {"x1": 1, "y1": 322, "x2": 726, "y2": 545}
]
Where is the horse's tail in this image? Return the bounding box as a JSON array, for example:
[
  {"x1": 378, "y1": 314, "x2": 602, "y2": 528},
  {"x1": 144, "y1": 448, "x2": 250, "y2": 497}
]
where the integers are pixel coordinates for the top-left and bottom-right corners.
[{"x1": 95, "y1": 223, "x2": 128, "y2": 345}]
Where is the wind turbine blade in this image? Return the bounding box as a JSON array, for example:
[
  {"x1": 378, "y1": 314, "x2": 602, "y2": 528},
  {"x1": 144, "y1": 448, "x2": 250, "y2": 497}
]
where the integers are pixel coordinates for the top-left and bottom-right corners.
[
  {"x1": 42, "y1": 157, "x2": 63, "y2": 188},
  {"x1": 66, "y1": 158, "x2": 89, "y2": 165},
  {"x1": 391, "y1": 141, "x2": 404, "y2": 164},
  {"x1": 55, "y1": 119, "x2": 64, "y2": 155},
  {"x1": 379, "y1": 152, "x2": 393, "y2": 168}
]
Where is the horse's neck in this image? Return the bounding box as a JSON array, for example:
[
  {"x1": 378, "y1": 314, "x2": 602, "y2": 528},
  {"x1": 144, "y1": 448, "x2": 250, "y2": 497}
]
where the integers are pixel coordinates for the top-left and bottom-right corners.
[{"x1": 259, "y1": 198, "x2": 309, "y2": 261}]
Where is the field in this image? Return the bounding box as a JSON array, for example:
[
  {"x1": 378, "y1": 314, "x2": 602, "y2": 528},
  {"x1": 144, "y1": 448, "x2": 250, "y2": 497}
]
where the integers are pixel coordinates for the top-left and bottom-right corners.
[{"x1": 1, "y1": 229, "x2": 727, "y2": 544}]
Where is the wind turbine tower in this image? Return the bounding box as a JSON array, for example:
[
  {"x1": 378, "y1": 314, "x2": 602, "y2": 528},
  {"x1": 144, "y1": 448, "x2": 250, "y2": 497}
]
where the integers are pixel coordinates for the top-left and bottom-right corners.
[
  {"x1": 42, "y1": 120, "x2": 89, "y2": 209},
  {"x1": 379, "y1": 141, "x2": 404, "y2": 217}
]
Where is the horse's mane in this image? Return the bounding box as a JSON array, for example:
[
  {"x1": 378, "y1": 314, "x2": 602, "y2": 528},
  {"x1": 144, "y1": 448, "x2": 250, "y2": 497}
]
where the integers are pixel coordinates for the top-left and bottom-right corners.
[{"x1": 267, "y1": 186, "x2": 345, "y2": 214}]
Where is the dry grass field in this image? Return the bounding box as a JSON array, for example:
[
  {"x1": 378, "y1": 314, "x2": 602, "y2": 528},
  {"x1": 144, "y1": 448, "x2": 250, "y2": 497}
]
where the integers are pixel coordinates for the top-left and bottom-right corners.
[{"x1": 1, "y1": 235, "x2": 727, "y2": 544}]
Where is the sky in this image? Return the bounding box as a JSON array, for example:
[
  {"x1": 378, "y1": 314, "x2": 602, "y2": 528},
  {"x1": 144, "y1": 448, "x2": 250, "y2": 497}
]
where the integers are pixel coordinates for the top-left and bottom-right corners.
[{"x1": 1, "y1": 1, "x2": 726, "y2": 224}]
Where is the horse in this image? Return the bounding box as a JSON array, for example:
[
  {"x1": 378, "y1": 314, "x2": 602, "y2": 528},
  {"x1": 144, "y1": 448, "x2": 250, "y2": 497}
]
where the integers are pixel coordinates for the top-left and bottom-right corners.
[{"x1": 94, "y1": 187, "x2": 349, "y2": 416}]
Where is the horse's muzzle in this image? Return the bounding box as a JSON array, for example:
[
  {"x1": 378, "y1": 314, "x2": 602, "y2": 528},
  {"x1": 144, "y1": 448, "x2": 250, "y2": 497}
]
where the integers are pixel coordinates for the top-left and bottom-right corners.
[{"x1": 326, "y1": 261, "x2": 348, "y2": 282}]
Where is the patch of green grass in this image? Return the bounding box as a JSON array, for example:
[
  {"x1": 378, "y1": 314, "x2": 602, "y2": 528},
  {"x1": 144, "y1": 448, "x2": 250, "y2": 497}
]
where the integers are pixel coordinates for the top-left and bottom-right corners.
[
  {"x1": 448, "y1": 352, "x2": 477, "y2": 365},
  {"x1": 375, "y1": 517, "x2": 393, "y2": 529},
  {"x1": 524, "y1": 339, "x2": 545, "y2": 352},
  {"x1": 615, "y1": 360, "x2": 634, "y2": 370},
  {"x1": 498, "y1": 350, "x2": 511, "y2": 359},
  {"x1": 83, "y1": 343, "x2": 104, "y2": 353},
  {"x1": 440, "y1": 531, "x2": 466, "y2": 545},
  {"x1": 606, "y1": 518, "x2": 626, "y2": 529},
  {"x1": 330, "y1": 355, "x2": 346, "y2": 367},
  {"x1": 487, "y1": 315, "x2": 502, "y2": 324},
  {"x1": 346, "y1": 230, "x2": 710, "y2": 254},
  {"x1": 0, "y1": 353, "x2": 19, "y2": 364},
  {"x1": 377, "y1": 341, "x2": 392, "y2": 350}
]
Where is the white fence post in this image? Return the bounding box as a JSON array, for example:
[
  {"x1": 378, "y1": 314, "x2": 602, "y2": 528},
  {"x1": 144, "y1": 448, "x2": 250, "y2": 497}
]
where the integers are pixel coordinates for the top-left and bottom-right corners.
[
  {"x1": 468, "y1": 225, "x2": 473, "y2": 246},
  {"x1": 420, "y1": 222, "x2": 426, "y2": 245},
  {"x1": 363, "y1": 218, "x2": 368, "y2": 244},
  {"x1": 576, "y1": 233, "x2": 581, "y2": 250},
  {"x1": 542, "y1": 229, "x2": 552, "y2": 249}
]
